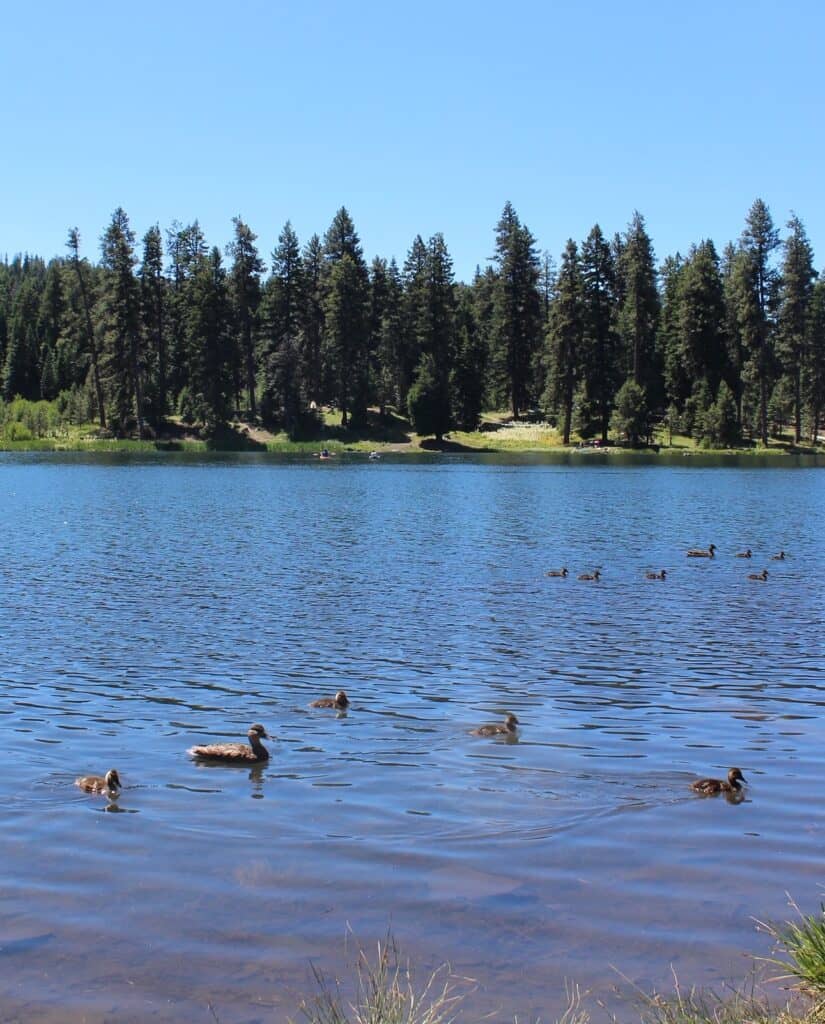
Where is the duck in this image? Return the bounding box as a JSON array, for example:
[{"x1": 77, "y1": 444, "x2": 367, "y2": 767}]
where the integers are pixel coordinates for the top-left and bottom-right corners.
[
  {"x1": 75, "y1": 769, "x2": 121, "y2": 796},
  {"x1": 310, "y1": 690, "x2": 350, "y2": 710},
  {"x1": 188, "y1": 724, "x2": 272, "y2": 763},
  {"x1": 735, "y1": 549, "x2": 752, "y2": 559},
  {"x1": 748, "y1": 569, "x2": 768, "y2": 581},
  {"x1": 691, "y1": 767, "x2": 746, "y2": 796},
  {"x1": 687, "y1": 544, "x2": 716, "y2": 558},
  {"x1": 645, "y1": 569, "x2": 666, "y2": 580},
  {"x1": 771, "y1": 550, "x2": 786, "y2": 560},
  {"x1": 577, "y1": 570, "x2": 601, "y2": 581},
  {"x1": 545, "y1": 567, "x2": 568, "y2": 578},
  {"x1": 472, "y1": 713, "x2": 519, "y2": 737}
]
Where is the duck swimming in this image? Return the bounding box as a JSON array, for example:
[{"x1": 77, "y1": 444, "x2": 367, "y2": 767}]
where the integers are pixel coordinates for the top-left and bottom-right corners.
[
  {"x1": 310, "y1": 690, "x2": 350, "y2": 710},
  {"x1": 645, "y1": 569, "x2": 666, "y2": 580},
  {"x1": 736, "y1": 549, "x2": 752, "y2": 558},
  {"x1": 188, "y1": 724, "x2": 272, "y2": 763},
  {"x1": 771, "y1": 550, "x2": 786, "y2": 560},
  {"x1": 472, "y1": 713, "x2": 519, "y2": 737},
  {"x1": 748, "y1": 569, "x2": 768, "y2": 581},
  {"x1": 75, "y1": 769, "x2": 121, "y2": 796},
  {"x1": 546, "y1": 568, "x2": 568, "y2": 577},
  {"x1": 691, "y1": 767, "x2": 746, "y2": 796},
  {"x1": 687, "y1": 544, "x2": 716, "y2": 558},
  {"x1": 577, "y1": 570, "x2": 601, "y2": 581}
]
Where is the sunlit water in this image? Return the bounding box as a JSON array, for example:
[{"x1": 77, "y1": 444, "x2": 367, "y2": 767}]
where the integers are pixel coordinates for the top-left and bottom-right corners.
[{"x1": 1, "y1": 452, "x2": 824, "y2": 1023}]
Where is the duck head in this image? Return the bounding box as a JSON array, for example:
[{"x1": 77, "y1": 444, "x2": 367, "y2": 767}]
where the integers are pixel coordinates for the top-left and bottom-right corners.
[{"x1": 105, "y1": 769, "x2": 121, "y2": 793}]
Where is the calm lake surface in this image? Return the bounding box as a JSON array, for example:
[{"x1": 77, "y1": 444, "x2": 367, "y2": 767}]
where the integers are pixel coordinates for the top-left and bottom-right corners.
[{"x1": 1, "y1": 452, "x2": 824, "y2": 1023}]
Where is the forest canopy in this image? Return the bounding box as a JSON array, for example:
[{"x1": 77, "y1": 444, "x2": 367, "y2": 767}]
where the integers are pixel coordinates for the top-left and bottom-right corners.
[{"x1": 1, "y1": 199, "x2": 823, "y2": 446}]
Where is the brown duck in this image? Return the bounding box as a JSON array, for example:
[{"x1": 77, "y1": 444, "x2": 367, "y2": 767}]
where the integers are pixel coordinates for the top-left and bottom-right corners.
[
  {"x1": 687, "y1": 544, "x2": 716, "y2": 558},
  {"x1": 545, "y1": 568, "x2": 568, "y2": 578},
  {"x1": 472, "y1": 713, "x2": 519, "y2": 737},
  {"x1": 75, "y1": 769, "x2": 121, "y2": 796},
  {"x1": 645, "y1": 569, "x2": 666, "y2": 580},
  {"x1": 771, "y1": 550, "x2": 786, "y2": 560},
  {"x1": 691, "y1": 767, "x2": 746, "y2": 796},
  {"x1": 748, "y1": 569, "x2": 768, "y2": 581},
  {"x1": 577, "y1": 570, "x2": 601, "y2": 581},
  {"x1": 310, "y1": 690, "x2": 350, "y2": 710},
  {"x1": 735, "y1": 549, "x2": 752, "y2": 558},
  {"x1": 188, "y1": 724, "x2": 272, "y2": 763}
]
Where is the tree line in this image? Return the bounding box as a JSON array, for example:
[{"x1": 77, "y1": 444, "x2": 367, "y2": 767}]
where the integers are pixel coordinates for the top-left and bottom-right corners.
[{"x1": 1, "y1": 198, "x2": 823, "y2": 445}]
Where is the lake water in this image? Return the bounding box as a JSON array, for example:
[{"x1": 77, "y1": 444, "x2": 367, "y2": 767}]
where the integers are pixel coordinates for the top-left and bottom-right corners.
[{"x1": 1, "y1": 452, "x2": 824, "y2": 1023}]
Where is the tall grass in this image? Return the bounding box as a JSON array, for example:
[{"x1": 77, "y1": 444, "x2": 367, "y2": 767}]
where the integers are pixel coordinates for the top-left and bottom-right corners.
[
  {"x1": 758, "y1": 898, "x2": 825, "y2": 995},
  {"x1": 293, "y1": 936, "x2": 467, "y2": 1024}
]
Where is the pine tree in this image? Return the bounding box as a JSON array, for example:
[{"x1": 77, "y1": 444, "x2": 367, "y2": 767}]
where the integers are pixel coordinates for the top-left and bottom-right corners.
[
  {"x1": 66, "y1": 228, "x2": 106, "y2": 428},
  {"x1": 580, "y1": 224, "x2": 619, "y2": 442},
  {"x1": 369, "y1": 257, "x2": 403, "y2": 416},
  {"x1": 185, "y1": 247, "x2": 232, "y2": 432},
  {"x1": 490, "y1": 202, "x2": 542, "y2": 418},
  {"x1": 259, "y1": 221, "x2": 305, "y2": 431},
  {"x1": 451, "y1": 284, "x2": 486, "y2": 430},
  {"x1": 777, "y1": 214, "x2": 815, "y2": 443},
  {"x1": 322, "y1": 209, "x2": 369, "y2": 427},
  {"x1": 300, "y1": 234, "x2": 325, "y2": 407},
  {"x1": 617, "y1": 211, "x2": 659, "y2": 398},
  {"x1": 544, "y1": 239, "x2": 583, "y2": 445},
  {"x1": 805, "y1": 278, "x2": 825, "y2": 442},
  {"x1": 3, "y1": 275, "x2": 42, "y2": 400},
  {"x1": 227, "y1": 216, "x2": 264, "y2": 419},
  {"x1": 400, "y1": 235, "x2": 429, "y2": 410},
  {"x1": 99, "y1": 207, "x2": 143, "y2": 435},
  {"x1": 138, "y1": 225, "x2": 168, "y2": 423},
  {"x1": 734, "y1": 198, "x2": 780, "y2": 445}
]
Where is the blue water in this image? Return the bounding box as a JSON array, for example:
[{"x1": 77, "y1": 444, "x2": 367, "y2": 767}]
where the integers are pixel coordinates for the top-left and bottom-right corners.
[{"x1": 1, "y1": 452, "x2": 823, "y2": 1022}]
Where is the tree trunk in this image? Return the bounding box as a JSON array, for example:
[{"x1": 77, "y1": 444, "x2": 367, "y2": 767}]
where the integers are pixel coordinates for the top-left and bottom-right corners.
[{"x1": 794, "y1": 368, "x2": 802, "y2": 444}]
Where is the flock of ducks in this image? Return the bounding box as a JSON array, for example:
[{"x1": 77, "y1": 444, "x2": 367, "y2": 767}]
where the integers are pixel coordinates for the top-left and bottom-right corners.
[
  {"x1": 546, "y1": 545, "x2": 787, "y2": 582},
  {"x1": 74, "y1": 693, "x2": 746, "y2": 803}
]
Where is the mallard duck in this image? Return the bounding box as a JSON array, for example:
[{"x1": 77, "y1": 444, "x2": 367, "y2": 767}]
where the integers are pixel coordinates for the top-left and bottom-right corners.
[
  {"x1": 545, "y1": 568, "x2": 568, "y2": 578},
  {"x1": 748, "y1": 569, "x2": 768, "y2": 581},
  {"x1": 735, "y1": 549, "x2": 752, "y2": 558},
  {"x1": 645, "y1": 569, "x2": 666, "y2": 580},
  {"x1": 310, "y1": 690, "x2": 350, "y2": 710},
  {"x1": 691, "y1": 767, "x2": 746, "y2": 795},
  {"x1": 75, "y1": 769, "x2": 121, "y2": 796},
  {"x1": 472, "y1": 713, "x2": 519, "y2": 737},
  {"x1": 687, "y1": 544, "x2": 716, "y2": 558},
  {"x1": 771, "y1": 550, "x2": 786, "y2": 560},
  {"x1": 188, "y1": 724, "x2": 272, "y2": 763},
  {"x1": 577, "y1": 570, "x2": 601, "y2": 581}
]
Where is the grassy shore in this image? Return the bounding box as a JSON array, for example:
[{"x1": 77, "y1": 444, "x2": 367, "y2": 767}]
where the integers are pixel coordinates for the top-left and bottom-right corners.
[
  {"x1": 282, "y1": 903, "x2": 825, "y2": 1024},
  {"x1": 1, "y1": 409, "x2": 822, "y2": 456}
]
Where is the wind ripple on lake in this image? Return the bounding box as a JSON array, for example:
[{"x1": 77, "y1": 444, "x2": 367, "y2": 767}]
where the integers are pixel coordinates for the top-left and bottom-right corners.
[{"x1": 0, "y1": 454, "x2": 824, "y2": 1022}]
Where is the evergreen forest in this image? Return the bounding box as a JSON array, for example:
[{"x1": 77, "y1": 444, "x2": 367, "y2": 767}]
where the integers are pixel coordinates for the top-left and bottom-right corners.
[{"x1": 1, "y1": 198, "x2": 824, "y2": 448}]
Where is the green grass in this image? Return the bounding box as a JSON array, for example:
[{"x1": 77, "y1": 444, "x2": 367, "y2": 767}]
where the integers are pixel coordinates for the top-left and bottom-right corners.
[
  {"x1": 292, "y1": 936, "x2": 469, "y2": 1024},
  {"x1": 759, "y1": 900, "x2": 825, "y2": 994}
]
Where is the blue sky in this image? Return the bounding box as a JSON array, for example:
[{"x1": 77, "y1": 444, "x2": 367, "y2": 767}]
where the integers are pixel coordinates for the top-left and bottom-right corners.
[{"x1": 2, "y1": 0, "x2": 822, "y2": 281}]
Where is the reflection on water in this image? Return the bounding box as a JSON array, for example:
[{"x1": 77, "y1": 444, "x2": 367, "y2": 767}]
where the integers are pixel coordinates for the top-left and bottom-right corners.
[{"x1": 0, "y1": 452, "x2": 824, "y2": 1022}]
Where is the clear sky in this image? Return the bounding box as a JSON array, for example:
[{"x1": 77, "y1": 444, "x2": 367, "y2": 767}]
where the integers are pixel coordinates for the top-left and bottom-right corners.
[{"x1": 2, "y1": 0, "x2": 822, "y2": 281}]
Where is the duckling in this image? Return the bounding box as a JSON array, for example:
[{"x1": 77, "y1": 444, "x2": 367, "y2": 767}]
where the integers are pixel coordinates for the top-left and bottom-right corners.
[
  {"x1": 188, "y1": 724, "x2": 271, "y2": 763},
  {"x1": 75, "y1": 769, "x2": 121, "y2": 796},
  {"x1": 310, "y1": 690, "x2": 350, "y2": 710},
  {"x1": 577, "y1": 570, "x2": 601, "y2": 581},
  {"x1": 771, "y1": 550, "x2": 786, "y2": 560},
  {"x1": 687, "y1": 544, "x2": 716, "y2": 558},
  {"x1": 735, "y1": 549, "x2": 752, "y2": 558},
  {"x1": 691, "y1": 767, "x2": 746, "y2": 796},
  {"x1": 472, "y1": 713, "x2": 519, "y2": 737},
  {"x1": 748, "y1": 569, "x2": 768, "y2": 581},
  {"x1": 545, "y1": 568, "x2": 568, "y2": 578},
  {"x1": 645, "y1": 569, "x2": 666, "y2": 580}
]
